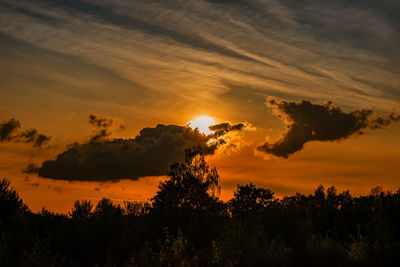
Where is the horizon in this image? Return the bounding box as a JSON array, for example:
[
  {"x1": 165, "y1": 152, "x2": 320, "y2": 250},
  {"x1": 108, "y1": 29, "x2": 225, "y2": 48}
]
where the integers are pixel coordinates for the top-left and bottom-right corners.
[{"x1": 1, "y1": 0, "x2": 399, "y2": 213}]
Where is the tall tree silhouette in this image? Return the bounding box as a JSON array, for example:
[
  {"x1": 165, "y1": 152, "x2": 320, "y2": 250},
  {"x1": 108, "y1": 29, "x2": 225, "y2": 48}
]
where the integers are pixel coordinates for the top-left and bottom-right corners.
[
  {"x1": 151, "y1": 148, "x2": 226, "y2": 246},
  {"x1": 151, "y1": 148, "x2": 224, "y2": 215}
]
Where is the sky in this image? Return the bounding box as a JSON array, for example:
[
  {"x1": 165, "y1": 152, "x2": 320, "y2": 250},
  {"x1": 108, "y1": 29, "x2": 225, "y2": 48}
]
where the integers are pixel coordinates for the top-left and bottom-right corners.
[{"x1": 0, "y1": 0, "x2": 399, "y2": 213}]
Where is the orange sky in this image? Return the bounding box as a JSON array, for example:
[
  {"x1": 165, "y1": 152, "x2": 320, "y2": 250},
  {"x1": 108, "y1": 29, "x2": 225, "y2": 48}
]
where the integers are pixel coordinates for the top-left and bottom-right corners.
[
  {"x1": 1, "y1": 0, "x2": 399, "y2": 213},
  {"x1": 1, "y1": 123, "x2": 399, "y2": 213}
]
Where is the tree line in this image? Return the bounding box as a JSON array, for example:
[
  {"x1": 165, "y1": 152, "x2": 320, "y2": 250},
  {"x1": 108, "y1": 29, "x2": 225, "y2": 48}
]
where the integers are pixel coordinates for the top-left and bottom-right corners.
[{"x1": 1, "y1": 149, "x2": 400, "y2": 266}]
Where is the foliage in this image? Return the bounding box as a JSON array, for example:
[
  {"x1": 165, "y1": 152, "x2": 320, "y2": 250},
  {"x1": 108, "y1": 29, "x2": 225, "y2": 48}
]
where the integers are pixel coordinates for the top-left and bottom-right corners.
[
  {"x1": 228, "y1": 183, "x2": 273, "y2": 217},
  {"x1": 1, "y1": 151, "x2": 400, "y2": 266},
  {"x1": 151, "y1": 148, "x2": 222, "y2": 215}
]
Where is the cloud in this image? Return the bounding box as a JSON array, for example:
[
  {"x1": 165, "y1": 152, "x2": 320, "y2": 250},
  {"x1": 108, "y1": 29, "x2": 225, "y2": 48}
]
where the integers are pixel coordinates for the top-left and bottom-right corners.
[
  {"x1": 18, "y1": 129, "x2": 52, "y2": 147},
  {"x1": 208, "y1": 121, "x2": 252, "y2": 152},
  {"x1": 89, "y1": 113, "x2": 114, "y2": 128},
  {"x1": 88, "y1": 113, "x2": 125, "y2": 142},
  {"x1": 1, "y1": 0, "x2": 399, "y2": 114},
  {"x1": 34, "y1": 134, "x2": 52, "y2": 147},
  {"x1": 0, "y1": 118, "x2": 51, "y2": 147},
  {"x1": 37, "y1": 118, "x2": 249, "y2": 181},
  {"x1": 0, "y1": 118, "x2": 20, "y2": 141},
  {"x1": 22, "y1": 163, "x2": 40, "y2": 174},
  {"x1": 257, "y1": 97, "x2": 400, "y2": 158},
  {"x1": 209, "y1": 122, "x2": 246, "y2": 138},
  {"x1": 38, "y1": 124, "x2": 216, "y2": 181}
]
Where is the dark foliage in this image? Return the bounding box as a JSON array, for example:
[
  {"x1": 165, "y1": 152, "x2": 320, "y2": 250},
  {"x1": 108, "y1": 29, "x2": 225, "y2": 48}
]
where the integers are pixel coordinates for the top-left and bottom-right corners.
[{"x1": 1, "y1": 151, "x2": 400, "y2": 266}]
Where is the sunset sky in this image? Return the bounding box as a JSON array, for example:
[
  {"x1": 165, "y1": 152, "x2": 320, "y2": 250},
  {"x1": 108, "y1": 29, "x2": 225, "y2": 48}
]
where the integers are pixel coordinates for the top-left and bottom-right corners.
[{"x1": 1, "y1": 0, "x2": 399, "y2": 213}]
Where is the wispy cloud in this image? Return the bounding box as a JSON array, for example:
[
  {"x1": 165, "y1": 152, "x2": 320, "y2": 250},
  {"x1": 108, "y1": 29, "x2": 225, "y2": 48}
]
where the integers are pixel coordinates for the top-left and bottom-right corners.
[{"x1": 0, "y1": 0, "x2": 398, "y2": 111}]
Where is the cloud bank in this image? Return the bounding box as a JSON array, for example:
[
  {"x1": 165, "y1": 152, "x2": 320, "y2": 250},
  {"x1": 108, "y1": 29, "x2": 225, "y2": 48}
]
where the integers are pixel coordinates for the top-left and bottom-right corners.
[
  {"x1": 36, "y1": 118, "x2": 248, "y2": 181},
  {"x1": 0, "y1": 118, "x2": 51, "y2": 147},
  {"x1": 257, "y1": 97, "x2": 400, "y2": 158}
]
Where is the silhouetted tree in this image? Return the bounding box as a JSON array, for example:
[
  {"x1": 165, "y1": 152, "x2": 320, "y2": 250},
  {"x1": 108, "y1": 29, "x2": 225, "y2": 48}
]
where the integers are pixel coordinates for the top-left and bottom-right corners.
[
  {"x1": 69, "y1": 200, "x2": 93, "y2": 219},
  {"x1": 151, "y1": 148, "x2": 226, "y2": 247},
  {"x1": 0, "y1": 179, "x2": 31, "y2": 266},
  {"x1": 2, "y1": 161, "x2": 400, "y2": 266},
  {"x1": 0, "y1": 178, "x2": 28, "y2": 216},
  {"x1": 151, "y1": 148, "x2": 222, "y2": 214},
  {"x1": 123, "y1": 201, "x2": 150, "y2": 216},
  {"x1": 229, "y1": 183, "x2": 274, "y2": 217},
  {"x1": 93, "y1": 198, "x2": 123, "y2": 218}
]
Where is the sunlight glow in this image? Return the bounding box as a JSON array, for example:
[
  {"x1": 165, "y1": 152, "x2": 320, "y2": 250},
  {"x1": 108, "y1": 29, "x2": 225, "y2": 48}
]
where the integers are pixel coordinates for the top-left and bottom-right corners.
[{"x1": 188, "y1": 115, "x2": 216, "y2": 135}]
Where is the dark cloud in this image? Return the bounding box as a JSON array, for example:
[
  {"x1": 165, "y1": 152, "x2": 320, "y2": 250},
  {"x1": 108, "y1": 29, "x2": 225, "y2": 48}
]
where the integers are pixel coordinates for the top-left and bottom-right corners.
[
  {"x1": 18, "y1": 129, "x2": 52, "y2": 147},
  {"x1": 208, "y1": 121, "x2": 251, "y2": 152},
  {"x1": 209, "y1": 122, "x2": 246, "y2": 138},
  {"x1": 38, "y1": 124, "x2": 217, "y2": 181},
  {"x1": 0, "y1": 118, "x2": 20, "y2": 141},
  {"x1": 0, "y1": 118, "x2": 51, "y2": 147},
  {"x1": 22, "y1": 163, "x2": 40, "y2": 174},
  {"x1": 38, "y1": 119, "x2": 249, "y2": 181},
  {"x1": 88, "y1": 113, "x2": 125, "y2": 142},
  {"x1": 18, "y1": 129, "x2": 38, "y2": 143},
  {"x1": 257, "y1": 97, "x2": 400, "y2": 158},
  {"x1": 89, "y1": 113, "x2": 114, "y2": 128},
  {"x1": 33, "y1": 134, "x2": 52, "y2": 147}
]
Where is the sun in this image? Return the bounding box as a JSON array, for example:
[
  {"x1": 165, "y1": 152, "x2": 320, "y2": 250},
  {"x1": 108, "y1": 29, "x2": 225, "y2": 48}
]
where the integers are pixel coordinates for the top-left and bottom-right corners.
[{"x1": 188, "y1": 115, "x2": 216, "y2": 135}]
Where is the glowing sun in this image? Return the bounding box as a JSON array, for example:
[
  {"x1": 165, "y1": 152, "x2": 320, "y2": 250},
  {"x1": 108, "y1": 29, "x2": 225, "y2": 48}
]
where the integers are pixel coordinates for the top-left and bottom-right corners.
[{"x1": 188, "y1": 115, "x2": 216, "y2": 135}]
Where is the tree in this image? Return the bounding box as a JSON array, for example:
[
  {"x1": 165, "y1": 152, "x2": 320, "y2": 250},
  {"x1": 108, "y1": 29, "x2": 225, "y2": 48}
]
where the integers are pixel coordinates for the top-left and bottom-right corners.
[
  {"x1": 123, "y1": 201, "x2": 150, "y2": 216},
  {"x1": 151, "y1": 148, "x2": 223, "y2": 215},
  {"x1": 93, "y1": 198, "x2": 123, "y2": 218},
  {"x1": 228, "y1": 183, "x2": 274, "y2": 217},
  {"x1": 69, "y1": 200, "x2": 93, "y2": 219},
  {"x1": 0, "y1": 178, "x2": 28, "y2": 216},
  {"x1": 150, "y1": 148, "x2": 226, "y2": 246},
  {"x1": 0, "y1": 178, "x2": 30, "y2": 265}
]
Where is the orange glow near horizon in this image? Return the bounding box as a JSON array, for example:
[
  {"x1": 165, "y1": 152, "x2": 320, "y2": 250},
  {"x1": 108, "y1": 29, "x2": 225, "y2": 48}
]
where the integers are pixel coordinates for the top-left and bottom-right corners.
[{"x1": 0, "y1": 0, "x2": 399, "y2": 215}]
